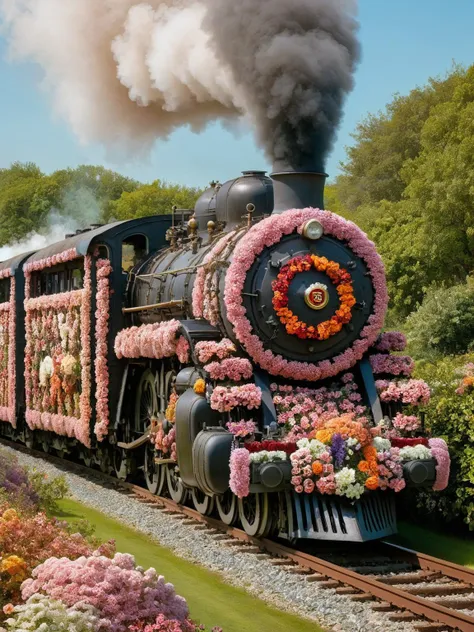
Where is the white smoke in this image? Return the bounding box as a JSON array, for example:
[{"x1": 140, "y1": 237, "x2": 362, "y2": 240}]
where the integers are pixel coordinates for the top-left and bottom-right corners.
[
  {"x1": 0, "y1": 1, "x2": 359, "y2": 166},
  {"x1": 0, "y1": 187, "x2": 103, "y2": 262},
  {"x1": 0, "y1": 0, "x2": 244, "y2": 155}
]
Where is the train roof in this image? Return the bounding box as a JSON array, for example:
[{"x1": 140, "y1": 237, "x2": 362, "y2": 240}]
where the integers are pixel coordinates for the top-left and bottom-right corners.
[
  {"x1": 0, "y1": 251, "x2": 35, "y2": 275},
  {"x1": 24, "y1": 216, "x2": 171, "y2": 265}
]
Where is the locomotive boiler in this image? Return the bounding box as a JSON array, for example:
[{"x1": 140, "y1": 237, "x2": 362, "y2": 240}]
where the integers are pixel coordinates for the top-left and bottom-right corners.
[{"x1": 0, "y1": 161, "x2": 445, "y2": 543}]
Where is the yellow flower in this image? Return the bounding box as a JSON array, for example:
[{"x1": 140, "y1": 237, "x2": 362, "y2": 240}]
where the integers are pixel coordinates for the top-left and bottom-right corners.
[
  {"x1": 193, "y1": 379, "x2": 206, "y2": 395},
  {"x1": 1, "y1": 555, "x2": 27, "y2": 577},
  {"x1": 2, "y1": 509, "x2": 18, "y2": 522},
  {"x1": 315, "y1": 429, "x2": 333, "y2": 444}
]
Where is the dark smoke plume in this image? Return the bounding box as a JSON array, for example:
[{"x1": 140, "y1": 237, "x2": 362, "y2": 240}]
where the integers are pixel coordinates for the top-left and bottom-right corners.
[
  {"x1": 0, "y1": 0, "x2": 359, "y2": 169},
  {"x1": 203, "y1": 0, "x2": 360, "y2": 171}
]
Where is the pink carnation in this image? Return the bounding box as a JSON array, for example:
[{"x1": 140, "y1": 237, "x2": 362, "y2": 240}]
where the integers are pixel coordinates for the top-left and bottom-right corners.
[
  {"x1": 370, "y1": 354, "x2": 414, "y2": 377},
  {"x1": 428, "y1": 438, "x2": 450, "y2": 491},
  {"x1": 229, "y1": 448, "x2": 251, "y2": 498},
  {"x1": 204, "y1": 358, "x2": 253, "y2": 381},
  {"x1": 375, "y1": 331, "x2": 407, "y2": 352}
]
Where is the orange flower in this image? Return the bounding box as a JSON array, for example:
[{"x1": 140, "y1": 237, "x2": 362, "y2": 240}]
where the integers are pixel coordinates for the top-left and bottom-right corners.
[
  {"x1": 315, "y1": 429, "x2": 333, "y2": 444},
  {"x1": 193, "y1": 379, "x2": 206, "y2": 395},
  {"x1": 358, "y1": 460, "x2": 370, "y2": 473},
  {"x1": 312, "y1": 462, "x2": 323, "y2": 476},
  {"x1": 365, "y1": 476, "x2": 379, "y2": 491}
]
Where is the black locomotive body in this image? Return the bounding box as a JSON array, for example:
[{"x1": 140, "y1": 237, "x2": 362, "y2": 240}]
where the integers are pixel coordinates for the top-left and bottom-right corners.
[{"x1": 0, "y1": 165, "x2": 438, "y2": 542}]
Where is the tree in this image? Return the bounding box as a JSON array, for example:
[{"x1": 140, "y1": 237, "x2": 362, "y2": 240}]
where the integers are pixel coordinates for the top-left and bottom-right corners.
[{"x1": 108, "y1": 180, "x2": 203, "y2": 221}]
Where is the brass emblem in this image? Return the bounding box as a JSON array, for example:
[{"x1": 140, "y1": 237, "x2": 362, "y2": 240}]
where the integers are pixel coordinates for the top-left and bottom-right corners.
[{"x1": 304, "y1": 283, "x2": 329, "y2": 310}]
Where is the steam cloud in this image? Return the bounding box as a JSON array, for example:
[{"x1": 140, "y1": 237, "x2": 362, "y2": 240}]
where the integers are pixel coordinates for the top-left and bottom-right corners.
[
  {"x1": 0, "y1": 188, "x2": 104, "y2": 261},
  {"x1": 0, "y1": 0, "x2": 359, "y2": 169}
]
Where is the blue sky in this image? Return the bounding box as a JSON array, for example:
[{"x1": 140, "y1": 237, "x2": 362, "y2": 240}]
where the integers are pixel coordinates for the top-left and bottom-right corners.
[{"x1": 0, "y1": 0, "x2": 473, "y2": 188}]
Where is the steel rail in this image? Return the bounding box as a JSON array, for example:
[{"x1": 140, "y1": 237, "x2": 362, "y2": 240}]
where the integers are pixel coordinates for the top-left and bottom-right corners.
[{"x1": 2, "y1": 437, "x2": 474, "y2": 631}]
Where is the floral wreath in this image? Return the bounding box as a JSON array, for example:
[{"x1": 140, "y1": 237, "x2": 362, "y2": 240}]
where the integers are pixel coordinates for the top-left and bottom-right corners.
[
  {"x1": 224, "y1": 208, "x2": 388, "y2": 382},
  {"x1": 272, "y1": 254, "x2": 356, "y2": 340}
]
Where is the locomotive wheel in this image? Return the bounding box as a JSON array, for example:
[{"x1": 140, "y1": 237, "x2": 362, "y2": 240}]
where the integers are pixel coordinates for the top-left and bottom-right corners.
[
  {"x1": 216, "y1": 491, "x2": 238, "y2": 525},
  {"x1": 144, "y1": 442, "x2": 166, "y2": 495},
  {"x1": 166, "y1": 464, "x2": 187, "y2": 504},
  {"x1": 238, "y1": 493, "x2": 271, "y2": 537},
  {"x1": 191, "y1": 488, "x2": 214, "y2": 515},
  {"x1": 135, "y1": 370, "x2": 158, "y2": 431}
]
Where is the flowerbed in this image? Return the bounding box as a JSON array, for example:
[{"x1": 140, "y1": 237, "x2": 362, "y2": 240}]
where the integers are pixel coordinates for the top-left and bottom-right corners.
[
  {"x1": 0, "y1": 449, "x2": 222, "y2": 632},
  {"x1": 0, "y1": 274, "x2": 15, "y2": 426}
]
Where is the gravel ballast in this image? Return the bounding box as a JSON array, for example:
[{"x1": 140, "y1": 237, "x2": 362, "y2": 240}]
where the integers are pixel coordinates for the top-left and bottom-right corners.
[{"x1": 5, "y1": 445, "x2": 420, "y2": 632}]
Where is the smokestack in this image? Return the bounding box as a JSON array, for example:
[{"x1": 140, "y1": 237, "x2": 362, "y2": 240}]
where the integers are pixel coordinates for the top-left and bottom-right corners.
[{"x1": 271, "y1": 160, "x2": 327, "y2": 214}]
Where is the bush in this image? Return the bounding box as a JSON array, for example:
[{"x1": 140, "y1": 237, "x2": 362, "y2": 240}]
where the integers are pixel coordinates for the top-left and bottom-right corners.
[
  {"x1": 405, "y1": 278, "x2": 474, "y2": 358},
  {"x1": 2, "y1": 594, "x2": 100, "y2": 631}
]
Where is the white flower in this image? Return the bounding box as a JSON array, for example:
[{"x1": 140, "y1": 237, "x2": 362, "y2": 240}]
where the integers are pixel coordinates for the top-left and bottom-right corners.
[
  {"x1": 373, "y1": 437, "x2": 391, "y2": 452},
  {"x1": 61, "y1": 354, "x2": 78, "y2": 377},
  {"x1": 399, "y1": 445, "x2": 432, "y2": 462},
  {"x1": 335, "y1": 467, "x2": 356, "y2": 488},
  {"x1": 39, "y1": 356, "x2": 54, "y2": 387},
  {"x1": 250, "y1": 450, "x2": 287, "y2": 463},
  {"x1": 344, "y1": 482, "x2": 365, "y2": 500}
]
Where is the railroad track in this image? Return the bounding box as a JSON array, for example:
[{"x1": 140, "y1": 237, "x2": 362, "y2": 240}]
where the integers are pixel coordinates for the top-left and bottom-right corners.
[{"x1": 2, "y1": 437, "x2": 474, "y2": 632}]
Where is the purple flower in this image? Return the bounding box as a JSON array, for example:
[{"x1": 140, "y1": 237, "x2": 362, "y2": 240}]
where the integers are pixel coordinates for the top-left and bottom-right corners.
[{"x1": 330, "y1": 433, "x2": 346, "y2": 468}]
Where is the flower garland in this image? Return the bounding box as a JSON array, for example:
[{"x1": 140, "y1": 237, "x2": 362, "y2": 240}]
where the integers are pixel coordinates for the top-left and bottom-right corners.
[
  {"x1": 204, "y1": 358, "x2": 253, "y2": 381},
  {"x1": 209, "y1": 384, "x2": 262, "y2": 412},
  {"x1": 272, "y1": 254, "x2": 355, "y2": 340},
  {"x1": 229, "y1": 448, "x2": 251, "y2": 498},
  {"x1": 94, "y1": 259, "x2": 112, "y2": 442},
  {"x1": 0, "y1": 275, "x2": 16, "y2": 426},
  {"x1": 375, "y1": 378, "x2": 431, "y2": 406},
  {"x1": 224, "y1": 208, "x2": 388, "y2": 381},
  {"x1": 370, "y1": 354, "x2": 414, "y2": 377},
  {"x1": 114, "y1": 320, "x2": 188, "y2": 361},
  {"x1": 192, "y1": 231, "x2": 238, "y2": 321},
  {"x1": 428, "y1": 438, "x2": 450, "y2": 491},
  {"x1": 195, "y1": 339, "x2": 236, "y2": 363},
  {"x1": 24, "y1": 248, "x2": 78, "y2": 274},
  {"x1": 24, "y1": 255, "x2": 92, "y2": 447},
  {"x1": 374, "y1": 331, "x2": 407, "y2": 353}
]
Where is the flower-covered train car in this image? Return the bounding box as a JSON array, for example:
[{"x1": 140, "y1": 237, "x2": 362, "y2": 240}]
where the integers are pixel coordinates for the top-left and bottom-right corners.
[{"x1": 1, "y1": 166, "x2": 451, "y2": 543}]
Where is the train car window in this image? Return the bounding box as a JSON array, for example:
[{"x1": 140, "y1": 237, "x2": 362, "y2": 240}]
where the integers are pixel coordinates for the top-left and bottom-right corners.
[
  {"x1": 95, "y1": 244, "x2": 109, "y2": 259},
  {"x1": 122, "y1": 235, "x2": 148, "y2": 273},
  {"x1": 70, "y1": 268, "x2": 84, "y2": 290},
  {"x1": 0, "y1": 278, "x2": 10, "y2": 303}
]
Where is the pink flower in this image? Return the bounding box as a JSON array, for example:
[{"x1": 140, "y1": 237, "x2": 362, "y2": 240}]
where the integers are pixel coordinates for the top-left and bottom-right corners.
[
  {"x1": 370, "y1": 354, "x2": 414, "y2": 377},
  {"x1": 204, "y1": 358, "x2": 253, "y2": 381},
  {"x1": 226, "y1": 419, "x2": 256, "y2": 437},
  {"x1": 229, "y1": 448, "x2": 251, "y2": 498},
  {"x1": 195, "y1": 339, "x2": 236, "y2": 363},
  {"x1": 374, "y1": 331, "x2": 407, "y2": 353},
  {"x1": 428, "y1": 438, "x2": 450, "y2": 491},
  {"x1": 210, "y1": 384, "x2": 262, "y2": 412},
  {"x1": 392, "y1": 413, "x2": 421, "y2": 433},
  {"x1": 295, "y1": 485, "x2": 304, "y2": 493},
  {"x1": 303, "y1": 479, "x2": 315, "y2": 493},
  {"x1": 2, "y1": 603, "x2": 14, "y2": 615}
]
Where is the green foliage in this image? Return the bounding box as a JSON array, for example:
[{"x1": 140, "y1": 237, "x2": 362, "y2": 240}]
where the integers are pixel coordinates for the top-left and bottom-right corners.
[
  {"x1": 107, "y1": 180, "x2": 203, "y2": 221},
  {"x1": 27, "y1": 469, "x2": 69, "y2": 516},
  {"x1": 424, "y1": 391, "x2": 474, "y2": 529},
  {"x1": 405, "y1": 279, "x2": 474, "y2": 358}
]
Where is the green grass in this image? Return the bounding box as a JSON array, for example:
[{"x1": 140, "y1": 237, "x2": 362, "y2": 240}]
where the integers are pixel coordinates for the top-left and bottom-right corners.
[
  {"x1": 55, "y1": 498, "x2": 324, "y2": 632},
  {"x1": 389, "y1": 521, "x2": 474, "y2": 568}
]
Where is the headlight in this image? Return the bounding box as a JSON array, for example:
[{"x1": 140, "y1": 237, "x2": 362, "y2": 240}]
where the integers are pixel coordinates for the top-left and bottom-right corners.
[{"x1": 302, "y1": 220, "x2": 324, "y2": 240}]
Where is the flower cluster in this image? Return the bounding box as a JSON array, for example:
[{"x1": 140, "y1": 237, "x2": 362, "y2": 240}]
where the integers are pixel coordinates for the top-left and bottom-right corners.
[
  {"x1": 21, "y1": 553, "x2": 189, "y2": 632},
  {"x1": 392, "y1": 413, "x2": 421, "y2": 433},
  {"x1": 374, "y1": 331, "x2": 407, "y2": 353},
  {"x1": 272, "y1": 254, "x2": 355, "y2": 340},
  {"x1": 226, "y1": 420, "x2": 256, "y2": 438},
  {"x1": 375, "y1": 379, "x2": 431, "y2": 406},
  {"x1": 24, "y1": 249, "x2": 78, "y2": 274},
  {"x1": 249, "y1": 451, "x2": 287, "y2": 464},
  {"x1": 0, "y1": 276, "x2": 16, "y2": 427},
  {"x1": 209, "y1": 384, "x2": 262, "y2": 412},
  {"x1": 2, "y1": 594, "x2": 101, "y2": 632},
  {"x1": 94, "y1": 258, "x2": 112, "y2": 442},
  {"x1": 376, "y1": 448, "x2": 406, "y2": 492},
  {"x1": 115, "y1": 321, "x2": 183, "y2": 360},
  {"x1": 271, "y1": 377, "x2": 367, "y2": 441},
  {"x1": 195, "y1": 339, "x2": 236, "y2": 364},
  {"x1": 370, "y1": 354, "x2": 414, "y2": 377},
  {"x1": 24, "y1": 256, "x2": 92, "y2": 447},
  {"x1": 229, "y1": 448, "x2": 250, "y2": 498},
  {"x1": 224, "y1": 208, "x2": 388, "y2": 381},
  {"x1": 455, "y1": 362, "x2": 474, "y2": 395},
  {"x1": 428, "y1": 438, "x2": 450, "y2": 491},
  {"x1": 399, "y1": 444, "x2": 433, "y2": 461},
  {"x1": 204, "y1": 358, "x2": 253, "y2": 381},
  {"x1": 245, "y1": 441, "x2": 297, "y2": 456},
  {"x1": 176, "y1": 337, "x2": 190, "y2": 364}
]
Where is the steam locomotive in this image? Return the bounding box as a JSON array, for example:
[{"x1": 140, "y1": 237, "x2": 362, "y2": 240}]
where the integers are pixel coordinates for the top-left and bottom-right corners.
[{"x1": 0, "y1": 163, "x2": 440, "y2": 542}]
